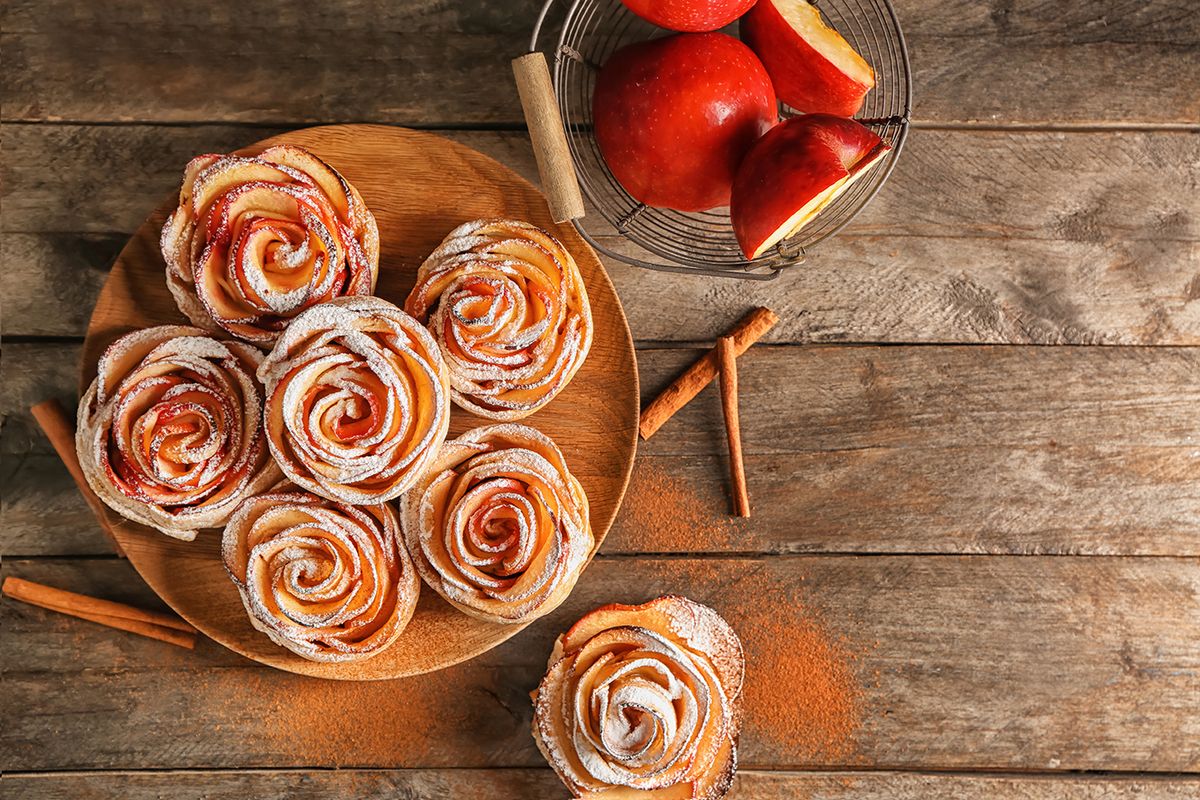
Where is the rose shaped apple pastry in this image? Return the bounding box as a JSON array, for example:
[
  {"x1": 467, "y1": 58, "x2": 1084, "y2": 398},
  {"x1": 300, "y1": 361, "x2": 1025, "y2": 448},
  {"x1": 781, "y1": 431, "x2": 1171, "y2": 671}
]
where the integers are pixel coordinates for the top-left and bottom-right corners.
[
  {"x1": 161, "y1": 145, "x2": 380, "y2": 346},
  {"x1": 222, "y1": 488, "x2": 420, "y2": 662},
  {"x1": 400, "y1": 424, "x2": 592, "y2": 624},
  {"x1": 405, "y1": 219, "x2": 592, "y2": 420},
  {"x1": 532, "y1": 596, "x2": 744, "y2": 800},
  {"x1": 257, "y1": 296, "x2": 451, "y2": 505},
  {"x1": 75, "y1": 325, "x2": 281, "y2": 540}
]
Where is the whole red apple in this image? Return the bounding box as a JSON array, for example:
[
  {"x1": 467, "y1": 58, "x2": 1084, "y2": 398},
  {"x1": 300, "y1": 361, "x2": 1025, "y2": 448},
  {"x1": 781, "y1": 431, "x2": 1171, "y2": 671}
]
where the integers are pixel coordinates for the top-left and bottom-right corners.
[
  {"x1": 620, "y1": 0, "x2": 757, "y2": 32},
  {"x1": 593, "y1": 33, "x2": 777, "y2": 212},
  {"x1": 730, "y1": 114, "x2": 889, "y2": 258},
  {"x1": 741, "y1": 0, "x2": 875, "y2": 116}
]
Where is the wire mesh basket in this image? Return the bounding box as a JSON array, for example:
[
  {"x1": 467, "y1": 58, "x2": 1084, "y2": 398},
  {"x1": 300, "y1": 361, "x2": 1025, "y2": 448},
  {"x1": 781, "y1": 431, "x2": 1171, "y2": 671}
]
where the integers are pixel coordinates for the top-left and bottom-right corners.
[{"x1": 519, "y1": 0, "x2": 911, "y2": 279}]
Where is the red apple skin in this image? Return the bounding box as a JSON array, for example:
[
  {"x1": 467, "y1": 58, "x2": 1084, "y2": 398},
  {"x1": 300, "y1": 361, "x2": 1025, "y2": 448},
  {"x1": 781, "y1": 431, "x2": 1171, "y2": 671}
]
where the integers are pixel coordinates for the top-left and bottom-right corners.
[
  {"x1": 620, "y1": 0, "x2": 757, "y2": 32},
  {"x1": 741, "y1": 0, "x2": 872, "y2": 116},
  {"x1": 593, "y1": 33, "x2": 777, "y2": 212},
  {"x1": 731, "y1": 114, "x2": 886, "y2": 258}
]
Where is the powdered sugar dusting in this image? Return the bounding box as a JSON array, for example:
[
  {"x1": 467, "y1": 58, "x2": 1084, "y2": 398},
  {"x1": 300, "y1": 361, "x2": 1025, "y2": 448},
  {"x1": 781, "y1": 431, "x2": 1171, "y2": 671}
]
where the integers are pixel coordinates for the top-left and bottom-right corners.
[
  {"x1": 399, "y1": 423, "x2": 592, "y2": 624},
  {"x1": 160, "y1": 145, "x2": 380, "y2": 346},
  {"x1": 404, "y1": 218, "x2": 594, "y2": 420},
  {"x1": 530, "y1": 596, "x2": 744, "y2": 799},
  {"x1": 76, "y1": 325, "x2": 281, "y2": 540},
  {"x1": 221, "y1": 490, "x2": 419, "y2": 662},
  {"x1": 258, "y1": 297, "x2": 450, "y2": 505}
]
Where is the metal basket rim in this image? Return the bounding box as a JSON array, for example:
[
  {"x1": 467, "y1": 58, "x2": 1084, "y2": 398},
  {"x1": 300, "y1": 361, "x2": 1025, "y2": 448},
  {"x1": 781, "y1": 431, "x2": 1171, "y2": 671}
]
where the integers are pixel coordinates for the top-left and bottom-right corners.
[{"x1": 528, "y1": 0, "x2": 913, "y2": 280}]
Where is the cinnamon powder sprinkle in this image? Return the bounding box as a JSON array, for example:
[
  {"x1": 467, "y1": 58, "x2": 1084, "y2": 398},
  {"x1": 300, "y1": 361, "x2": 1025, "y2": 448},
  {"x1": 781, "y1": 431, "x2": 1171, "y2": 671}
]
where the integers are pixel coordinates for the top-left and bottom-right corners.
[
  {"x1": 204, "y1": 666, "x2": 489, "y2": 767},
  {"x1": 738, "y1": 580, "x2": 867, "y2": 764},
  {"x1": 617, "y1": 460, "x2": 869, "y2": 762},
  {"x1": 191, "y1": 462, "x2": 869, "y2": 768},
  {"x1": 616, "y1": 459, "x2": 742, "y2": 551}
]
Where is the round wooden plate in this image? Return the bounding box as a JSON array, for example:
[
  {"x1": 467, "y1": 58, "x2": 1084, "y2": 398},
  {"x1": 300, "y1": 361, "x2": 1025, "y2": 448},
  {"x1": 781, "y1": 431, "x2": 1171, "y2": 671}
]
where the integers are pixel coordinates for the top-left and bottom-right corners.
[{"x1": 80, "y1": 125, "x2": 639, "y2": 680}]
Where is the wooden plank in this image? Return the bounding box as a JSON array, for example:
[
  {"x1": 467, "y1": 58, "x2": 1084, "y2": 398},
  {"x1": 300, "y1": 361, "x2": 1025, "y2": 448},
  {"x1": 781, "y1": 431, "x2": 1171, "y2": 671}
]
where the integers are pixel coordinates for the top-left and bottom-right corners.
[
  {"x1": 11, "y1": 446, "x2": 1200, "y2": 557},
  {"x1": 3, "y1": 0, "x2": 1197, "y2": 126},
  {"x1": 479, "y1": 126, "x2": 1200, "y2": 252},
  {"x1": 8, "y1": 342, "x2": 1200, "y2": 557},
  {"x1": 10, "y1": 227, "x2": 1200, "y2": 345},
  {"x1": 13, "y1": 342, "x2": 1200, "y2": 456},
  {"x1": 2, "y1": 556, "x2": 1197, "y2": 772},
  {"x1": 0, "y1": 234, "x2": 123, "y2": 339},
  {"x1": 11, "y1": 443, "x2": 1200, "y2": 558},
  {"x1": 3, "y1": 125, "x2": 1198, "y2": 344},
  {"x1": 632, "y1": 345, "x2": 1200, "y2": 454},
  {"x1": 0, "y1": 343, "x2": 81, "y2": 457},
  {"x1": 11, "y1": 126, "x2": 1197, "y2": 241},
  {"x1": 4, "y1": 769, "x2": 1199, "y2": 799},
  {"x1": 1, "y1": 456, "x2": 108, "y2": 557},
  {"x1": 1, "y1": 4, "x2": 526, "y2": 126}
]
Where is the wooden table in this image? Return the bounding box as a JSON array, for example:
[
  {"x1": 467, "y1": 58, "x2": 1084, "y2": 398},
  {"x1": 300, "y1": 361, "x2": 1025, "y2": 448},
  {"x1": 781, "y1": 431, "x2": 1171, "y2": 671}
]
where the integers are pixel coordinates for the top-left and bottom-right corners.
[{"x1": 1, "y1": 1, "x2": 1198, "y2": 797}]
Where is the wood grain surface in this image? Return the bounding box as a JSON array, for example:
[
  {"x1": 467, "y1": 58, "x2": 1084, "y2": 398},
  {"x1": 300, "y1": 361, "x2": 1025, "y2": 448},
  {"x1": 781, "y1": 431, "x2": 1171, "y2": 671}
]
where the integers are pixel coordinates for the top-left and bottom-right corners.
[
  {"x1": 9, "y1": 342, "x2": 1200, "y2": 557},
  {"x1": 4, "y1": 0, "x2": 1197, "y2": 126},
  {"x1": 3, "y1": 556, "x2": 1198, "y2": 772},
  {"x1": 5, "y1": 771, "x2": 1200, "y2": 800},
  {"x1": 5, "y1": 125, "x2": 1198, "y2": 345},
  {"x1": 3, "y1": 0, "x2": 1198, "y2": 794}
]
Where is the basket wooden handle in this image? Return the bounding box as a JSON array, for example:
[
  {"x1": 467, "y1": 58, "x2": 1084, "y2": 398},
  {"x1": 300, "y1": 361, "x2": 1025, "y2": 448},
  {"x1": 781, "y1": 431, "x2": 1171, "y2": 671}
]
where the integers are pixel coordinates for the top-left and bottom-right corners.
[{"x1": 512, "y1": 52, "x2": 585, "y2": 223}]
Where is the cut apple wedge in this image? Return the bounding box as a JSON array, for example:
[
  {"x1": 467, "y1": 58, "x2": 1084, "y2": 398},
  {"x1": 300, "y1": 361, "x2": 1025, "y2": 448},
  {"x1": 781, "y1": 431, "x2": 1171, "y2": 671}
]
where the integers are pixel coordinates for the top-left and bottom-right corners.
[
  {"x1": 741, "y1": 0, "x2": 875, "y2": 116},
  {"x1": 730, "y1": 114, "x2": 890, "y2": 259}
]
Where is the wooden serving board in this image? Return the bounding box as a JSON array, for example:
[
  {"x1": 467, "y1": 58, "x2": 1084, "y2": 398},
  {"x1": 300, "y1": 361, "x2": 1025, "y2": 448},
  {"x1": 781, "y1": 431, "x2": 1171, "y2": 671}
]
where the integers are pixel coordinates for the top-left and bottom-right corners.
[{"x1": 79, "y1": 124, "x2": 639, "y2": 680}]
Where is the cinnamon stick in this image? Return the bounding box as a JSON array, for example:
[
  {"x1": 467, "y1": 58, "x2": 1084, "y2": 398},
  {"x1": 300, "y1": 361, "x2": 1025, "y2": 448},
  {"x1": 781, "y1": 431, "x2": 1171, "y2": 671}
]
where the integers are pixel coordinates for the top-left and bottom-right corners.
[
  {"x1": 639, "y1": 307, "x2": 779, "y2": 440},
  {"x1": 30, "y1": 398, "x2": 126, "y2": 557},
  {"x1": 3, "y1": 577, "x2": 196, "y2": 649},
  {"x1": 717, "y1": 337, "x2": 751, "y2": 518}
]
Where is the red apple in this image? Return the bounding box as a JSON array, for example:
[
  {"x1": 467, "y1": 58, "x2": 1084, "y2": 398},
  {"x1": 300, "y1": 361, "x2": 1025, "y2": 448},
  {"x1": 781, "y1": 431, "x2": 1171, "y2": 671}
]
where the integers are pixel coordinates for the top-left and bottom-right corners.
[
  {"x1": 620, "y1": 0, "x2": 757, "y2": 32},
  {"x1": 593, "y1": 33, "x2": 776, "y2": 212},
  {"x1": 730, "y1": 114, "x2": 889, "y2": 259},
  {"x1": 741, "y1": 0, "x2": 875, "y2": 116}
]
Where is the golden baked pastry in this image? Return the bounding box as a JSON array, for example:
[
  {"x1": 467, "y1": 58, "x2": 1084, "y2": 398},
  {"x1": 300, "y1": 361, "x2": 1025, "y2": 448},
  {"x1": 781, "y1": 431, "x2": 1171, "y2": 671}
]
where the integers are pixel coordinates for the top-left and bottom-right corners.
[
  {"x1": 75, "y1": 325, "x2": 281, "y2": 540},
  {"x1": 257, "y1": 296, "x2": 450, "y2": 504},
  {"x1": 400, "y1": 424, "x2": 592, "y2": 623},
  {"x1": 405, "y1": 219, "x2": 592, "y2": 419},
  {"x1": 532, "y1": 596, "x2": 744, "y2": 799},
  {"x1": 222, "y1": 487, "x2": 419, "y2": 662},
  {"x1": 161, "y1": 145, "x2": 379, "y2": 345}
]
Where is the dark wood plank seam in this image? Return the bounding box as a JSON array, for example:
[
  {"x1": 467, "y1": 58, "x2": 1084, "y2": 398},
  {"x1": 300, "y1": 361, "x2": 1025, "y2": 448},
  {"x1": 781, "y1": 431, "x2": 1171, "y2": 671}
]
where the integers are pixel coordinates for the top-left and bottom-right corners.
[
  {"x1": 5, "y1": 552, "x2": 1199, "y2": 562},
  {"x1": 15, "y1": 336, "x2": 1200, "y2": 350},
  {"x1": 6, "y1": 230, "x2": 1195, "y2": 246},
  {"x1": 1, "y1": 120, "x2": 1197, "y2": 133},
  {"x1": 2, "y1": 766, "x2": 1199, "y2": 779},
  {"x1": 0, "y1": 120, "x2": 533, "y2": 132}
]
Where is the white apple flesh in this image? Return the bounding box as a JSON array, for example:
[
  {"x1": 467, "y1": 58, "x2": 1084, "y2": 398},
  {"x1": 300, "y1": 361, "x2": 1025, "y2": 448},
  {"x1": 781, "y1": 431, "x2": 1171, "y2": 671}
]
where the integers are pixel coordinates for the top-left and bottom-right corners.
[
  {"x1": 730, "y1": 114, "x2": 890, "y2": 259},
  {"x1": 741, "y1": 0, "x2": 875, "y2": 116}
]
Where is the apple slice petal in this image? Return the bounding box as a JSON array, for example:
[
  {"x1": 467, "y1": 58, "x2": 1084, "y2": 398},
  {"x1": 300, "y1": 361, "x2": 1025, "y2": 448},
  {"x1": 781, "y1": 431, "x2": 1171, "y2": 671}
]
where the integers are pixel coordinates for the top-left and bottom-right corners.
[{"x1": 730, "y1": 114, "x2": 890, "y2": 260}]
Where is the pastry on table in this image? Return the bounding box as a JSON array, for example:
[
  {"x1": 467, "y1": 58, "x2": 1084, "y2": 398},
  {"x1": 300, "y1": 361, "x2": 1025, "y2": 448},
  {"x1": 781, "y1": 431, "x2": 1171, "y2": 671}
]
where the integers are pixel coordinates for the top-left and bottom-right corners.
[
  {"x1": 405, "y1": 219, "x2": 593, "y2": 420},
  {"x1": 75, "y1": 325, "x2": 281, "y2": 540},
  {"x1": 400, "y1": 424, "x2": 592, "y2": 624},
  {"x1": 257, "y1": 295, "x2": 450, "y2": 505},
  {"x1": 222, "y1": 487, "x2": 419, "y2": 662},
  {"x1": 531, "y1": 596, "x2": 744, "y2": 800},
  {"x1": 161, "y1": 144, "x2": 380, "y2": 346}
]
